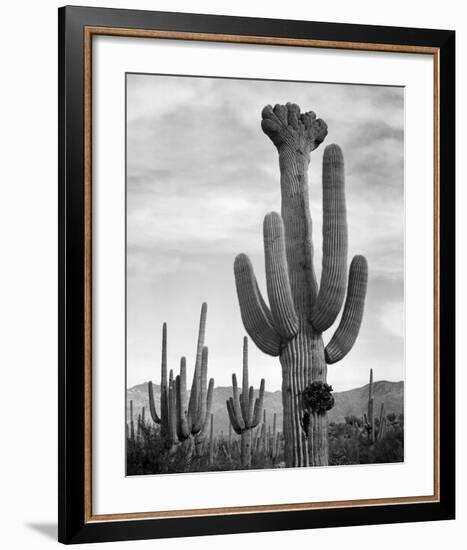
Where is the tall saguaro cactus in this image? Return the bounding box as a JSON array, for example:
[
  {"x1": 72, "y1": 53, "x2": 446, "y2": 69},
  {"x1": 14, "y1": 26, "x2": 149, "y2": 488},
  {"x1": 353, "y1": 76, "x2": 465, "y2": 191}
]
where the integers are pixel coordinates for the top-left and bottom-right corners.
[
  {"x1": 364, "y1": 368, "x2": 375, "y2": 443},
  {"x1": 147, "y1": 324, "x2": 177, "y2": 451},
  {"x1": 148, "y1": 303, "x2": 214, "y2": 457},
  {"x1": 234, "y1": 103, "x2": 368, "y2": 467},
  {"x1": 363, "y1": 368, "x2": 386, "y2": 443},
  {"x1": 226, "y1": 337, "x2": 265, "y2": 468},
  {"x1": 148, "y1": 322, "x2": 175, "y2": 449},
  {"x1": 175, "y1": 303, "x2": 215, "y2": 456}
]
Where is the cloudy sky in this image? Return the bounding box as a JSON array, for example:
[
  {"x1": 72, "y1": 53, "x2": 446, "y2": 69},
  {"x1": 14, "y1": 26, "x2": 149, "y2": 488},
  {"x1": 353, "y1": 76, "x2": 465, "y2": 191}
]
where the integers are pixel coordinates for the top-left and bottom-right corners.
[{"x1": 126, "y1": 73, "x2": 404, "y2": 392}]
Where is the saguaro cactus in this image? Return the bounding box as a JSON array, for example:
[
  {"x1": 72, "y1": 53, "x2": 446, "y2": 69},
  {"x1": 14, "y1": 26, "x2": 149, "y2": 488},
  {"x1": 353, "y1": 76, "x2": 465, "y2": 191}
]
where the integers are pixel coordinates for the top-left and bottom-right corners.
[
  {"x1": 129, "y1": 400, "x2": 135, "y2": 446},
  {"x1": 226, "y1": 337, "x2": 265, "y2": 468},
  {"x1": 377, "y1": 402, "x2": 386, "y2": 442},
  {"x1": 363, "y1": 369, "x2": 386, "y2": 443},
  {"x1": 228, "y1": 423, "x2": 232, "y2": 456},
  {"x1": 148, "y1": 303, "x2": 214, "y2": 456},
  {"x1": 269, "y1": 413, "x2": 280, "y2": 463},
  {"x1": 234, "y1": 103, "x2": 368, "y2": 467},
  {"x1": 148, "y1": 322, "x2": 174, "y2": 448},
  {"x1": 174, "y1": 303, "x2": 214, "y2": 456},
  {"x1": 208, "y1": 413, "x2": 214, "y2": 465},
  {"x1": 363, "y1": 368, "x2": 375, "y2": 443}
]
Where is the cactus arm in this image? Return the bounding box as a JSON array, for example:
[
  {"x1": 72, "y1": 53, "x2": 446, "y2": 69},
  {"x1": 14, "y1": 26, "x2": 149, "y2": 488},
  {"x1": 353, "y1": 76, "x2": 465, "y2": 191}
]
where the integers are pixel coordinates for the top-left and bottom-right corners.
[
  {"x1": 167, "y1": 373, "x2": 177, "y2": 448},
  {"x1": 226, "y1": 399, "x2": 243, "y2": 435},
  {"x1": 247, "y1": 386, "x2": 255, "y2": 427},
  {"x1": 260, "y1": 419, "x2": 266, "y2": 453},
  {"x1": 379, "y1": 402, "x2": 385, "y2": 425},
  {"x1": 188, "y1": 303, "x2": 207, "y2": 426},
  {"x1": 252, "y1": 378, "x2": 265, "y2": 427},
  {"x1": 377, "y1": 402, "x2": 386, "y2": 441},
  {"x1": 231, "y1": 374, "x2": 246, "y2": 430},
  {"x1": 241, "y1": 337, "x2": 250, "y2": 423},
  {"x1": 379, "y1": 417, "x2": 386, "y2": 441},
  {"x1": 200, "y1": 346, "x2": 208, "y2": 415},
  {"x1": 160, "y1": 323, "x2": 169, "y2": 437},
  {"x1": 175, "y1": 357, "x2": 190, "y2": 440},
  {"x1": 234, "y1": 254, "x2": 282, "y2": 356},
  {"x1": 193, "y1": 346, "x2": 209, "y2": 433},
  {"x1": 201, "y1": 378, "x2": 214, "y2": 433},
  {"x1": 378, "y1": 403, "x2": 386, "y2": 441},
  {"x1": 263, "y1": 212, "x2": 299, "y2": 339},
  {"x1": 369, "y1": 397, "x2": 375, "y2": 443},
  {"x1": 311, "y1": 144, "x2": 348, "y2": 332},
  {"x1": 175, "y1": 375, "x2": 184, "y2": 440},
  {"x1": 147, "y1": 381, "x2": 161, "y2": 424},
  {"x1": 325, "y1": 255, "x2": 368, "y2": 364}
]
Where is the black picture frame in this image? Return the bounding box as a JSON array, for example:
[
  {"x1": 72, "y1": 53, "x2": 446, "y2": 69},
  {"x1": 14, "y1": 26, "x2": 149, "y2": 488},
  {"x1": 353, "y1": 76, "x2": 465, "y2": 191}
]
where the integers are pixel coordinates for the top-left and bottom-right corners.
[{"x1": 58, "y1": 5, "x2": 455, "y2": 544}]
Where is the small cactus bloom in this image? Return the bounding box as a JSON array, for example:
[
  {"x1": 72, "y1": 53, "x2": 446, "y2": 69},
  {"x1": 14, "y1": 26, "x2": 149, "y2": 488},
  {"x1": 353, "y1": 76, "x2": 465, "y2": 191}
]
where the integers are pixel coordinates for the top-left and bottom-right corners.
[{"x1": 234, "y1": 103, "x2": 368, "y2": 467}]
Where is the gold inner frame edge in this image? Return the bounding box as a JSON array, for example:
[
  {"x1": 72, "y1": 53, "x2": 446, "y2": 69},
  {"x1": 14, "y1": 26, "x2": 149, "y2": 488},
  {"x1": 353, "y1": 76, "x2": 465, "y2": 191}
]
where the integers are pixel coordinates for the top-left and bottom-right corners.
[{"x1": 83, "y1": 26, "x2": 440, "y2": 523}]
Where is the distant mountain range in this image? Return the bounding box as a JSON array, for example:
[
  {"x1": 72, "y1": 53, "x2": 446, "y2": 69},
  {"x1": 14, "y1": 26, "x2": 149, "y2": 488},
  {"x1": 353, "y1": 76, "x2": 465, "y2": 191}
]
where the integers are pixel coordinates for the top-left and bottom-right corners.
[{"x1": 127, "y1": 380, "x2": 404, "y2": 437}]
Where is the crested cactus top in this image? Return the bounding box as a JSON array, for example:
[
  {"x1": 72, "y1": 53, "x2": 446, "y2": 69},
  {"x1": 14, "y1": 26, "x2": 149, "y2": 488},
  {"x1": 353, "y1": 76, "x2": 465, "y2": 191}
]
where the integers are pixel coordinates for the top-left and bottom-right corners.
[
  {"x1": 261, "y1": 103, "x2": 328, "y2": 156},
  {"x1": 234, "y1": 103, "x2": 368, "y2": 366}
]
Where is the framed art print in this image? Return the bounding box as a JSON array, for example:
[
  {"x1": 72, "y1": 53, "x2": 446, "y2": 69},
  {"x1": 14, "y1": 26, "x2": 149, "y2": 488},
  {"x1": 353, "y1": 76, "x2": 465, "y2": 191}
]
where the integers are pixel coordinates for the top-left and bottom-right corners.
[{"x1": 58, "y1": 6, "x2": 455, "y2": 544}]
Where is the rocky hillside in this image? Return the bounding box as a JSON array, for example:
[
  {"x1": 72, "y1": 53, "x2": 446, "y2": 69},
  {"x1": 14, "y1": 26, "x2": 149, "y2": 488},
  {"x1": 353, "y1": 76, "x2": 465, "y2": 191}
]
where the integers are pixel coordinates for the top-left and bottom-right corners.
[{"x1": 127, "y1": 380, "x2": 403, "y2": 437}]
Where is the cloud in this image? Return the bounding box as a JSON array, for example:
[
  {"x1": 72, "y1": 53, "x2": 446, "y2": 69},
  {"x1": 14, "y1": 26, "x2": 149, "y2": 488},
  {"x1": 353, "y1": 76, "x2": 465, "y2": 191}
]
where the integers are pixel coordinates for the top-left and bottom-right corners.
[
  {"x1": 126, "y1": 74, "x2": 405, "y2": 390},
  {"x1": 380, "y1": 301, "x2": 405, "y2": 339}
]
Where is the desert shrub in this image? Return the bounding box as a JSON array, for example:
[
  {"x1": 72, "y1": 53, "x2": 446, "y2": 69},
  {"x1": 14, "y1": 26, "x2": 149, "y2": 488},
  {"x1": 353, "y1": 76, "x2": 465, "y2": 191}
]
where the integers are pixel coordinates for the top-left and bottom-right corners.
[
  {"x1": 126, "y1": 424, "x2": 166, "y2": 475},
  {"x1": 329, "y1": 415, "x2": 404, "y2": 466},
  {"x1": 344, "y1": 415, "x2": 362, "y2": 427},
  {"x1": 359, "y1": 427, "x2": 404, "y2": 464},
  {"x1": 329, "y1": 421, "x2": 362, "y2": 465},
  {"x1": 127, "y1": 414, "x2": 404, "y2": 474}
]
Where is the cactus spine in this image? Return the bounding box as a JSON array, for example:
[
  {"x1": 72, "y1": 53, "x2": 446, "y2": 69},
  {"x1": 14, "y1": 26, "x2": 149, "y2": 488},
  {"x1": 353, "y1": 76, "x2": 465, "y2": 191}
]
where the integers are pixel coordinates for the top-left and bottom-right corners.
[
  {"x1": 226, "y1": 337, "x2": 265, "y2": 468},
  {"x1": 234, "y1": 103, "x2": 368, "y2": 467}
]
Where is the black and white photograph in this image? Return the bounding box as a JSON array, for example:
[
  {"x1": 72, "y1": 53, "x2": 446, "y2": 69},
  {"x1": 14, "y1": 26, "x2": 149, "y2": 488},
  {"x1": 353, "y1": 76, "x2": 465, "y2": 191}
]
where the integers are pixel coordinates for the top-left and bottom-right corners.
[{"x1": 125, "y1": 74, "x2": 405, "y2": 475}]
